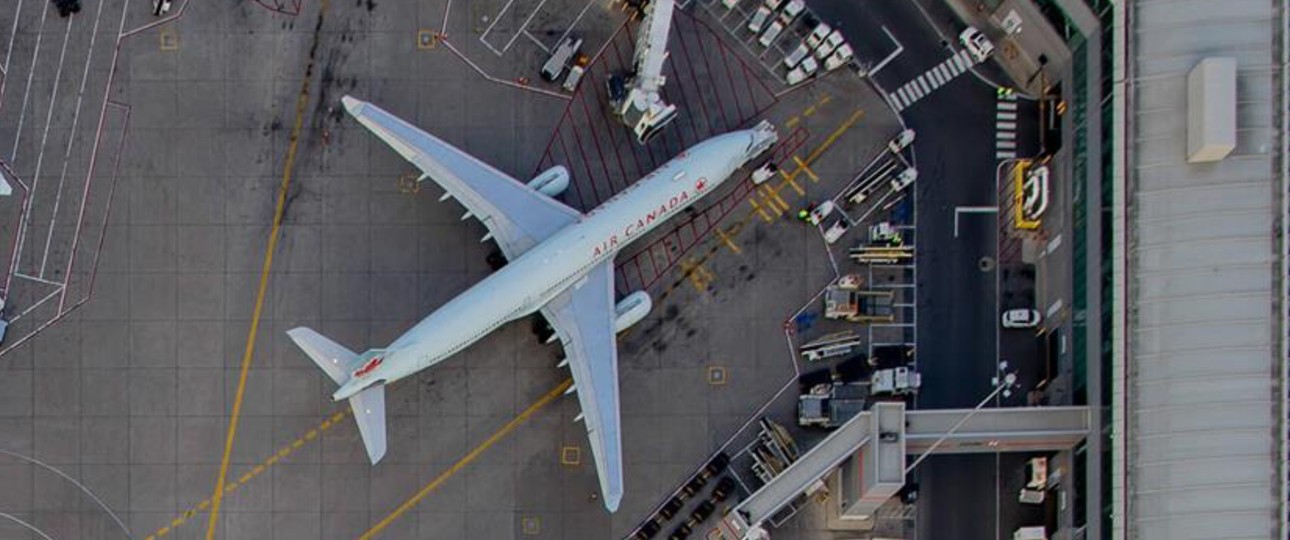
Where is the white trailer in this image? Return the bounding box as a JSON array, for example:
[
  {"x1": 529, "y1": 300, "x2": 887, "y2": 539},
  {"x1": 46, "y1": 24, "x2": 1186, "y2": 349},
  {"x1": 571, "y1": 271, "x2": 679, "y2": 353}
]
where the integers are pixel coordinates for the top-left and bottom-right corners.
[{"x1": 615, "y1": 0, "x2": 679, "y2": 144}]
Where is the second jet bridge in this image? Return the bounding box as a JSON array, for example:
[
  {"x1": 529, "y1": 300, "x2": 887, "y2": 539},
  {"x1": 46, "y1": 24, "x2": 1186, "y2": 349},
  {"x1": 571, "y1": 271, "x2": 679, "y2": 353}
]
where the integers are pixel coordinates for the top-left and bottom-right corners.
[{"x1": 722, "y1": 402, "x2": 1090, "y2": 539}]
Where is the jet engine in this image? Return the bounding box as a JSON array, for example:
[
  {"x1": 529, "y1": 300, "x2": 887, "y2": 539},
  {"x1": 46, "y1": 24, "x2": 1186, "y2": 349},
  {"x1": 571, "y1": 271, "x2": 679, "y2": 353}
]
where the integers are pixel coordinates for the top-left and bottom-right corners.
[
  {"x1": 527, "y1": 165, "x2": 570, "y2": 198},
  {"x1": 613, "y1": 291, "x2": 652, "y2": 333}
]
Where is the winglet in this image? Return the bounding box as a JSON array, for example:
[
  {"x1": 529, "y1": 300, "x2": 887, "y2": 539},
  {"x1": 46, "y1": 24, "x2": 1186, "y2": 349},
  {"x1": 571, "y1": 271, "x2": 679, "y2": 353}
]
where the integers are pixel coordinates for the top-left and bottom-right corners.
[{"x1": 341, "y1": 95, "x2": 364, "y2": 116}]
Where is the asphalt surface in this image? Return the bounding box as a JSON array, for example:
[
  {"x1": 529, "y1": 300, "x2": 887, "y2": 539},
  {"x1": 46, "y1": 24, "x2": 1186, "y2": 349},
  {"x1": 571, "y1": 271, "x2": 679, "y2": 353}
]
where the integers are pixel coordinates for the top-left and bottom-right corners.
[{"x1": 805, "y1": 1, "x2": 1047, "y2": 540}]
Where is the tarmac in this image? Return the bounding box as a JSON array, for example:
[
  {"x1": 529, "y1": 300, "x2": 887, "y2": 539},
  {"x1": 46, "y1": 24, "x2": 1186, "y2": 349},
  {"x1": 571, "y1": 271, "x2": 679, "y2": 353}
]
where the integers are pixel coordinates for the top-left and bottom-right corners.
[{"x1": 0, "y1": 0, "x2": 905, "y2": 539}]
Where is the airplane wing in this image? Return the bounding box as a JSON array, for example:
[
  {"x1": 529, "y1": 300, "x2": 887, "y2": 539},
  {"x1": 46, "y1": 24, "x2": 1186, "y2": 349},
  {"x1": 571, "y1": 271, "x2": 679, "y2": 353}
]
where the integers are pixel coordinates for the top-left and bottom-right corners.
[
  {"x1": 540, "y1": 261, "x2": 624, "y2": 512},
  {"x1": 342, "y1": 95, "x2": 581, "y2": 259}
]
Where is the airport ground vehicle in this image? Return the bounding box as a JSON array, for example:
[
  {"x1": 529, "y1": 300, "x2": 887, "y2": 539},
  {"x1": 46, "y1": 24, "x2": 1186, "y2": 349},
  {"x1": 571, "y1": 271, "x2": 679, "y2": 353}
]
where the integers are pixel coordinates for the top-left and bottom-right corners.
[
  {"x1": 960, "y1": 27, "x2": 995, "y2": 62},
  {"x1": 542, "y1": 36, "x2": 583, "y2": 81},
  {"x1": 784, "y1": 41, "x2": 812, "y2": 69},
  {"x1": 890, "y1": 167, "x2": 918, "y2": 193},
  {"x1": 824, "y1": 44, "x2": 853, "y2": 71},
  {"x1": 814, "y1": 29, "x2": 845, "y2": 60},
  {"x1": 800, "y1": 331, "x2": 863, "y2": 362},
  {"x1": 759, "y1": 21, "x2": 786, "y2": 47},
  {"x1": 1002, "y1": 308, "x2": 1042, "y2": 329},
  {"x1": 871, "y1": 366, "x2": 921, "y2": 396},
  {"x1": 799, "y1": 382, "x2": 867, "y2": 428}
]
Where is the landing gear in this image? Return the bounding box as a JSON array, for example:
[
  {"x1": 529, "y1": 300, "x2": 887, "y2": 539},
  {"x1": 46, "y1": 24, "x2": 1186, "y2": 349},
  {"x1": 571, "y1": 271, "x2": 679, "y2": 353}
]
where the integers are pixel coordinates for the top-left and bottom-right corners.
[{"x1": 485, "y1": 250, "x2": 507, "y2": 271}]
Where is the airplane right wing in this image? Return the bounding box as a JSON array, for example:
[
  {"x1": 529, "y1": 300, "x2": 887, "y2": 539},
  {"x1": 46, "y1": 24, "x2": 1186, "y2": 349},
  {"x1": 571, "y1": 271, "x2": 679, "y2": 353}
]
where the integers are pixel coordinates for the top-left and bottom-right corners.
[
  {"x1": 342, "y1": 95, "x2": 581, "y2": 259},
  {"x1": 540, "y1": 261, "x2": 624, "y2": 512}
]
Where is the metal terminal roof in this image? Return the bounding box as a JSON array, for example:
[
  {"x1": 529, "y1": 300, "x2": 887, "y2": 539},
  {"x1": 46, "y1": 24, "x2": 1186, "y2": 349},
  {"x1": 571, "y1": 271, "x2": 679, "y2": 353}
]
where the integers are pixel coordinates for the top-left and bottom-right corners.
[{"x1": 1122, "y1": 0, "x2": 1286, "y2": 538}]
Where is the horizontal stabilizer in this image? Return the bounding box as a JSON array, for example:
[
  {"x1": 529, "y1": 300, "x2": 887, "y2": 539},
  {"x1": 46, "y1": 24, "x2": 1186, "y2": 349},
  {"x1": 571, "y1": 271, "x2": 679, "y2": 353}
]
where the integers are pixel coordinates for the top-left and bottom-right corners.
[
  {"x1": 349, "y1": 384, "x2": 388, "y2": 464},
  {"x1": 287, "y1": 327, "x2": 358, "y2": 385}
]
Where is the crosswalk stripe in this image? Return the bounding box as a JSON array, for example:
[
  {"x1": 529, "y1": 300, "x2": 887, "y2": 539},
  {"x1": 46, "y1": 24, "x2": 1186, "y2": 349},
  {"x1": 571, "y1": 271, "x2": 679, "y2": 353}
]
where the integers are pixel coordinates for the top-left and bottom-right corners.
[
  {"x1": 996, "y1": 121, "x2": 1017, "y2": 130},
  {"x1": 1000, "y1": 92, "x2": 1017, "y2": 101},
  {"x1": 928, "y1": 69, "x2": 943, "y2": 86},
  {"x1": 997, "y1": 139, "x2": 1017, "y2": 149},
  {"x1": 898, "y1": 86, "x2": 914, "y2": 105},
  {"x1": 998, "y1": 131, "x2": 1017, "y2": 140},
  {"x1": 888, "y1": 94, "x2": 904, "y2": 111},
  {"x1": 996, "y1": 111, "x2": 1017, "y2": 121},
  {"x1": 937, "y1": 63, "x2": 952, "y2": 81},
  {"x1": 996, "y1": 151, "x2": 1016, "y2": 159},
  {"x1": 908, "y1": 84, "x2": 923, "y2": 100},
  {"x1": 997, "y1": 101, "x2": 1018, "y2": 111},
  {"x1": 953, "y1": 54, "x2": 968, "y2": 72},
  {"x1": 916, "y1": 76, "x2": 930, "y2": 94}
]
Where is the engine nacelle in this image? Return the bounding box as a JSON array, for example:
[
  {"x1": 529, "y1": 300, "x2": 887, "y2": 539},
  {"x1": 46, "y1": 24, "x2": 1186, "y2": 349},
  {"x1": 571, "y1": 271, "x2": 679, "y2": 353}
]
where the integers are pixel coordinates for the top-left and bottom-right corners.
[
  {"x1": 527, "y1": 165, "x2": 570, "y2": 198},
  {"x1": 613, "y1": 291, "x2": 652, "y2": 334}
]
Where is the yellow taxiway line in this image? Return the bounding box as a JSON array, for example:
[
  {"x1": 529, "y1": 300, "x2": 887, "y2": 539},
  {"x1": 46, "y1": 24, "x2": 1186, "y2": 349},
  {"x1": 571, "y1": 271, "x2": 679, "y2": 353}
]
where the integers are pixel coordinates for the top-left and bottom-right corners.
[
  {"x1": 204, "y1": 1, "x2": 330, "y2": 538},
  {"x1": 359, "y1": 378, "x2": 574, "y2": 539}
]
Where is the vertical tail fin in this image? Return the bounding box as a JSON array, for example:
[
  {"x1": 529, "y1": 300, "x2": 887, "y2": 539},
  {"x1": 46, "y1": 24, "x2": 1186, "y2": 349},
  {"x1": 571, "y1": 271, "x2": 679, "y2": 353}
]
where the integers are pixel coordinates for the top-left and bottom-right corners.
[{"x1": 286, "y1": 327, "x2": 389, "y2": 464}]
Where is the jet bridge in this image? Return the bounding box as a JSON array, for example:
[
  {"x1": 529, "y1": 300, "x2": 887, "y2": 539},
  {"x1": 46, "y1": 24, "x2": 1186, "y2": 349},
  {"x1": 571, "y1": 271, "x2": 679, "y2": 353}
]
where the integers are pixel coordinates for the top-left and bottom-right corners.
[
  {"x1": 613, "y1": 0, "x2": 679, "y2": 144},
  {"x1": 721, "y1": 402, "x2": 1090, "y2": 539}
]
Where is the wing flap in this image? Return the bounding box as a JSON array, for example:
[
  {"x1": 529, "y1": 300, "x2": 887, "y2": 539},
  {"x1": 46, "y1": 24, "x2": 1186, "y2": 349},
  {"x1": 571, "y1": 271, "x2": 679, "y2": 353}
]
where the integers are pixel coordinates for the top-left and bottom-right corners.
[{"x1": 342, "y1": 96, "x2": 580, "y2": 258}]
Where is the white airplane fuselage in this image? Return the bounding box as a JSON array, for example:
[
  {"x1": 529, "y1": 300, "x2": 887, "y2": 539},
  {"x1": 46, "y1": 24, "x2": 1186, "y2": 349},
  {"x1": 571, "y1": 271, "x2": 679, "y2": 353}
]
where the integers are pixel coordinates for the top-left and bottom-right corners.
[{"x1": 333, "y1": 129, "x2": 769, "y2": 400}]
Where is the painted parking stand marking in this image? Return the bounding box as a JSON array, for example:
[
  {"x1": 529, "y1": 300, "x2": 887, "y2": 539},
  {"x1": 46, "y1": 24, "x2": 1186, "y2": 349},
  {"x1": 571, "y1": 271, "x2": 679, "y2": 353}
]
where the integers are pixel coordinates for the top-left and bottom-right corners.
[{"x1": 995, "y1": 92, "x2": 1019, "y2": 159}]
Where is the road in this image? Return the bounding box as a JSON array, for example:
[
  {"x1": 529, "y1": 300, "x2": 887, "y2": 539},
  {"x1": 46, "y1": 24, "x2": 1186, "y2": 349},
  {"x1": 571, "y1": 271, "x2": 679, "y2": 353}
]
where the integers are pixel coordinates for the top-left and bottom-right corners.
[{"x1": 803, "y1": 1, "x2": 1043, "y2": 539}]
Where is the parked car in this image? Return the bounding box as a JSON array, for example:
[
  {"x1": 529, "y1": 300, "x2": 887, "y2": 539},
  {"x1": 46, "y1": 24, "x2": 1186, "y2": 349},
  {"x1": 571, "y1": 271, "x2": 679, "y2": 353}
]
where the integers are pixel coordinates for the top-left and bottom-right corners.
[
  {"x1": 668, "y1": 523, "x2": 692, "y2": 540},
  {"x1": 52, "y1": 0, "x2": 82, "y2": 17},
  {"x1": 784, "y1": 41, "x2": 812, "y2": 69},
  {"x1": 814, "y1": 29, "x2": 845, "y2": 60},
  {"x1": 805, "y1": 23, "x2": 831, "y2": 49},
  {"x1": 824, "y1": 43, "x2": 854, "y2": 71},
  {"x1": 786, "y1": 55, "x2": 819, "y2": 85},
  {"x1": 632, "y1": 519, "x2": 662, "y2": 540},
  {"x1": 759, "y1": 20, "x2": 786, "y2": 47},
  {"x1": 778, "y1": 0, "x2": 804, "y2": 24},
  {"x1": 1002, "y1": 308, "x2": 1042, "y2": 329},
  {"x1": 959, "y1": 27, "x2": 995, "y2": 63},
  {"x1": 747, "y1": 6, "x2": 774, "y2": 33}
]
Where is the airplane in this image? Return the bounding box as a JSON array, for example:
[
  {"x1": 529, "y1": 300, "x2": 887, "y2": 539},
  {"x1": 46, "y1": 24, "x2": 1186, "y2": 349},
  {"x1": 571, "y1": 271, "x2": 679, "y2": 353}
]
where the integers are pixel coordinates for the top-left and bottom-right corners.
[{"x1": 286, "y1": 95, "x2": 777, "y2": 512}]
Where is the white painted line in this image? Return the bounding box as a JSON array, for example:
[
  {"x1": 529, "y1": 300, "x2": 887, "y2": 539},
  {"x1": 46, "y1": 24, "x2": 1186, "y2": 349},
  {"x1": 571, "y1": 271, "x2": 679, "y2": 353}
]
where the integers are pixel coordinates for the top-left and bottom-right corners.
[
  {"x1": 929, "y1": 67, "x2": 945, "y2": 86},
  {"x1": 1001, "y1": 92, "x2": 1017, "y2": 101},
  {"x1": 997, "y1": 139, "x2": 1017, "y2": 149},
  {"x1": 936, "y1": 62, "x2": 951, "y2": 81},
  {"x1": 1046, "y1": 298, "x2": 1064, "y2": 319},
  {"x1": 898, "y1": 86, "x2": 914, "y2": 104},
  {"x1": 996, "y1": 111, "x2": 1017, "y2": 121},
  {"x1": 915, "y1": 76, "x2": 930, "y2": 94},
  {"x1": 998, "y1": 131, "x2": 1017, "y2": 140},
  {"x1": 479, "y1": 0, "x2": 518, "y2": 42},
  {"x1": 997, "y1": 100, "x2": 1018, "y2": 111},
  {"x1": 521, "y1": 29, "x2": 551, "y2": 54},
  {"x1": 996, "y1": 121, "x2": 1017, "y2": 130},
  {"x1": 503, "y1": 0, "x2": 550, "y2": 53},
  {"x1": 909, "y1": 83, "x2": 924, "y2": 100},
  {"x1": 9, "y1": 4, "x2": 49, "y2": 161},
  {"x1": 952, "y1": 54, "x2": 968, "y2": 72},
  {"x1": 996, "y1": 151, "x2": 1017, "y2": 159}
]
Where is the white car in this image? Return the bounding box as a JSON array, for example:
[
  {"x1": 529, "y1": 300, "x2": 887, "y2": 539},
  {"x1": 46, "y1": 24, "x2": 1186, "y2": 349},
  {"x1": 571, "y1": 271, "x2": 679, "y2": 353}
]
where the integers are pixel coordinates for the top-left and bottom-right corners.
[
  {"x1": 786, "y1": 55, "x2": 818, "y2": 85},
  {"x1": 1002, "y1": 308, "x2": 1042, "y2": 329},
  {"x1": 748, "y1": 6, "x2": 774, "y2": 33},
  {"x1": 959, "y1": 27, "x2": 995, "y2": 63},
  {"x1": 823, "y1": 219, "x2": 849, "y2": 244},
  {"x1": 805, "y1": 23, "x2": 832, "y2": 49},
  {"x1": 778, "y1": 0, "x2": 804, "y2": 24},
  {"x1": 889, "y1": 167, "x2": 918, "y2": 192},
  {"x1": 814, "y1": 29, "x2": 845, "y2": 60},
  {"x1": 759, "y1": 20, "x2": 786, "y2": 47},
  {"x1": 751, "y1": 162, "x2": 779, "y2": 185},
  {"x1": 784, "y1": 42, "x2": 811, "y2": 69},
  {"x1": 764, "y1": 0, "x2": 784, "y2": 9},
  {"x1": 888, "y1": 128, "x2": 916, "y2": 153},
  {"x1": 806, "y1": 200, "x2": 836, "y2": 225},
  {"x1": 722, "y1": 0, "x2": 740, "y2": 8},
  {"x1": 824, "y1": 43, "x2": 853, "y2": 71}
]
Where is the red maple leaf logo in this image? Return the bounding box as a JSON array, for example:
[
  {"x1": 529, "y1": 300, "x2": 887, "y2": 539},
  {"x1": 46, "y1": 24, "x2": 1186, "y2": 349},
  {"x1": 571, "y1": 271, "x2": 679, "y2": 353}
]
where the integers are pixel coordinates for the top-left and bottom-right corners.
[
  {"x1": 695, "y1": 177, "x2": 708, "y2": 191},
  {"x1": 355, "y1": 356, "x2": 383, "y2": 377}
]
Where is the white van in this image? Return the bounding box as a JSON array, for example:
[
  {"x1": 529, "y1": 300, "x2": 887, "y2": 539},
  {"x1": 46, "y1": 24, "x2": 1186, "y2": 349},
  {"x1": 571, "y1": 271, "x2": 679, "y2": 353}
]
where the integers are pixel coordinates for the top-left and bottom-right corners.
[{"x1": 541, "y1": 36, "x2": 583, "y2": 82}]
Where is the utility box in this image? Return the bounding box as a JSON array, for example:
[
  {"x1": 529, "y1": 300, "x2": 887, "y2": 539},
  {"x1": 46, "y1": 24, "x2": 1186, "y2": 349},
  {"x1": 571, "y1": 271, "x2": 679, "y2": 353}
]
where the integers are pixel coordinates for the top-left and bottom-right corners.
[{"x1": 1186, "y1": 57, "x2": 1236, "y2": 163}]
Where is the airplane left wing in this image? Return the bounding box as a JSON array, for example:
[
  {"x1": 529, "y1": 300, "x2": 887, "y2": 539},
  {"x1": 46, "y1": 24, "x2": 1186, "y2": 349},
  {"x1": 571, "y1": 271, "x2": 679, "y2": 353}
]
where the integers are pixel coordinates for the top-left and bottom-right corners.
[
  {"x1": 540, "y1": 261, "x2": 624, "y2": 512},
  {"x1": 342, "y1": 96, "x2": 581, "y2": 259}
]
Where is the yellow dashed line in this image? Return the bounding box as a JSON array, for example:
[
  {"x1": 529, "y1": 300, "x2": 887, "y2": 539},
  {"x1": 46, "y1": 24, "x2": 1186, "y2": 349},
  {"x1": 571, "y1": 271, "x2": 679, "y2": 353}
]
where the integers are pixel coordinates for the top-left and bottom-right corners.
[
  {"x1": 358, "y1": 380, "x2": 574, "y2": 540},
  {"x1": 146, "y1": 409, "x2": 350, "y2": 540},
  {"x1": 803, "y1": 105, "x2": 817, "y2": 117},
  {"x1": 818, "y1": 94, "x2": 833, "y2": 106},
  {"x1": 785, "y1": 116, "x2": 800, "y2": 128}
]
